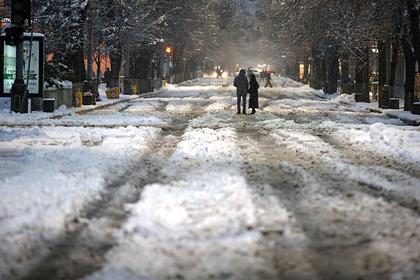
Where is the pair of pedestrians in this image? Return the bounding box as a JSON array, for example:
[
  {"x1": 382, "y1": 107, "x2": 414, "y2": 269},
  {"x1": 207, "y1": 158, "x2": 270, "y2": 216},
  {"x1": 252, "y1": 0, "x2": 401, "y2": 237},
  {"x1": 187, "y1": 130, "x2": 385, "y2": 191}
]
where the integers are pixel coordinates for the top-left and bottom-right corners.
[{"x1": 233, "y1": 69, "x2": 259, "y2": 114}]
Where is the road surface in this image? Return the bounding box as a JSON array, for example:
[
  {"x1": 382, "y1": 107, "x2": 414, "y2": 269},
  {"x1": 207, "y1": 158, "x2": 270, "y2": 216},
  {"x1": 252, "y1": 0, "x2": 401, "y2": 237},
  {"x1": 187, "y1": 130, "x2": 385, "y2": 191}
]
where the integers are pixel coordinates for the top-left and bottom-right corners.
[{"x1": 1, "y1": 77, "x2": 419, "y2": 280}]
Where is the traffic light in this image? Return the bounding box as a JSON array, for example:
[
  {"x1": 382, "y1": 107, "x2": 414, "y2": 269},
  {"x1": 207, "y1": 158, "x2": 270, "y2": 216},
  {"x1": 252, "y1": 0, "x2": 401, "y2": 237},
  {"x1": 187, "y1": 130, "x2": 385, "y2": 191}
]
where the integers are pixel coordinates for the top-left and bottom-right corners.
[{"x1": 11, "y1": 0, "x2": 31, "y2": 26}]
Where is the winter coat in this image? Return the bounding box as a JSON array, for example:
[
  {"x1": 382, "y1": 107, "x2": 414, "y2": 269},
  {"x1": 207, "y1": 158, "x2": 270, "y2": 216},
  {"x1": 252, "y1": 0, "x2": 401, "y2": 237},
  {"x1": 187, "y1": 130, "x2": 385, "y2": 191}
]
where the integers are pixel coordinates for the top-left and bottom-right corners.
[
  {"x1": 234, "y1": 73, "x2": 249, "y2": 96},
  {"x1": 104, "y1": 70, "x2": 112, "y2": 87},
  {"x1": 248, "y1": 80, "x2": 259, "y2": 108}
]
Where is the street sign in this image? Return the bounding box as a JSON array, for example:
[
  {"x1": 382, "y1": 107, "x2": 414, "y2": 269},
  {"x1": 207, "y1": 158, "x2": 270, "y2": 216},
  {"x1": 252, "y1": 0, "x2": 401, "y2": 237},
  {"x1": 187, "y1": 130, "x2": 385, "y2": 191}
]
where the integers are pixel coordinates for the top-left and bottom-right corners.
[{"x1": 0, "y1": 32, "x2": 44, "y2": 98}]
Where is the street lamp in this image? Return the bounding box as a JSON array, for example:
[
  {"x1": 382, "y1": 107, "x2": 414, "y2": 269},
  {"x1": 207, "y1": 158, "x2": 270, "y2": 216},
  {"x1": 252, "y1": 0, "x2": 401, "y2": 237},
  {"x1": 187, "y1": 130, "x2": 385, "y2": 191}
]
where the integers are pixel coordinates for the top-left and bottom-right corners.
[{"x1": 165, "y1": 46, "x2": 173, "y2": 56}]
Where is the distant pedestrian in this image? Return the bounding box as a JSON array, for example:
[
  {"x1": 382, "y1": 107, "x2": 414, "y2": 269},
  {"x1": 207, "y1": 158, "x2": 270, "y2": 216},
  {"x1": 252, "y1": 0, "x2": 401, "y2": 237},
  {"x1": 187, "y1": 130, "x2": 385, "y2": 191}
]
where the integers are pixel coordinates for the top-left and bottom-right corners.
[
  {"x1": 216, "y1": 66, "x2": 222, "y2": 79},
  {"x1": 260, "y1": 70, "x2": 266, "y2": 81},
  {"x1": 104, "y1": 68, "x2": 112, "y2": 88},
  {"x1": 248, "y1": 73, "x2": 259, "y2": 114},
  {"x1": 265, "y1": 72, "x2": 273, "y2": 88},
  {"x1": 234, "y1": 69, "x2": 249, "y2": 114}
]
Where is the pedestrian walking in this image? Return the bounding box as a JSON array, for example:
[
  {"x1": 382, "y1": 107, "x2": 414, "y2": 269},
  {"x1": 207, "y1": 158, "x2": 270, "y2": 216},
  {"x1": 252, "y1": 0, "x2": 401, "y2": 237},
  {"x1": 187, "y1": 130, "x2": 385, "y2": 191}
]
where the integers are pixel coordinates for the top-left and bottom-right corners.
[
  {"x1": 248, "y1": 73, "x2": 259, "y2": 114},
  {"x1": 265, "y1": 71, "x2": 273, "y2": 88},
  {"x1": 234, "y1": 69, "x2": 249, "y2": 114}
]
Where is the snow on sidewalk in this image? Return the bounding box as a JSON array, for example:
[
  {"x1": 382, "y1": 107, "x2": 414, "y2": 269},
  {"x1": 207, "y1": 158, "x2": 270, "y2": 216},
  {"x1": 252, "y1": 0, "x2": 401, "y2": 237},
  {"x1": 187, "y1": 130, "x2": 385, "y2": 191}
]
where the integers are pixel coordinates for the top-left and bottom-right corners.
[
  {"x1": 316, "y1": 91, "x2": 420, "y2": 125},
  {"x1": 0, "y1": 126, "x2": 160, "y2": 279}
]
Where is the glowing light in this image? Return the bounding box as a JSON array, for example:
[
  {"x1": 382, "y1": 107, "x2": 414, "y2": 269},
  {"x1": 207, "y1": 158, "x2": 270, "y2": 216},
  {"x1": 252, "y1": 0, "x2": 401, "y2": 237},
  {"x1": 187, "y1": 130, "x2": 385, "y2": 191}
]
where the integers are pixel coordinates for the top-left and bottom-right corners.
[{"x1": 165, "y1": 47, "x2": 173, "y2": 55}]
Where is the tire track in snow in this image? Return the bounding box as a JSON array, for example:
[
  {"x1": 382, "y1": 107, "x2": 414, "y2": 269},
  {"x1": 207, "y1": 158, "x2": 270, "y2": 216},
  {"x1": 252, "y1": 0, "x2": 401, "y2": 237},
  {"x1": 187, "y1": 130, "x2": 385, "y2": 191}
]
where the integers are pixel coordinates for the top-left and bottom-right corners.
[
  {"x1": 255, "y1": 127, "x2": 420, "y2": 278},
  {"x1": 237, "y1": 129, "x2": 324, "y2": 279},
  {"x1": 318, "y1": 132, "x2": 420, "y2": 213},
  {"x1": 87, "y1": 126, "x2": 305, "y2": 280},
  {"x1": 21, "y1": 99, "x2": 212, "y2": 280},
  {"x1": 21, "y1": 132, "x2": 171, "y2": 280}
]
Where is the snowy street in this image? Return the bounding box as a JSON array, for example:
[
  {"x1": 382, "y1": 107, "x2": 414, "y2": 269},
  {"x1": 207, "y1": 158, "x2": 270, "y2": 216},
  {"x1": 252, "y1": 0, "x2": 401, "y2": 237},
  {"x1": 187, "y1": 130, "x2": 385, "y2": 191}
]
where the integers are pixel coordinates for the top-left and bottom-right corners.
[{"x1": 1, "y1": 77, "x2": 420, "y2": 279}]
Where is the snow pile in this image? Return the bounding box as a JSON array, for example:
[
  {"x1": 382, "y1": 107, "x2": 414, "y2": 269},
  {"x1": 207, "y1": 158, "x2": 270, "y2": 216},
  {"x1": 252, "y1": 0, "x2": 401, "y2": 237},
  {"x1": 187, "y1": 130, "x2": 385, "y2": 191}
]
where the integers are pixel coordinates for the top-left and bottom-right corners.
[
  {"x1": 167, "y1": 128, "x2": 241, "y2": 172},
  {"x1": 165, "y1": 99, "x2": 197, "y2": 114},
  {"x1": 125, "y1": 172, "x2": 256, "y2": 239},
  {"x1": 274, "y1": 76, "x2": 305, "y2": 88},
  {"x1": 42, "y1": 113, "x2": 169, "y2": 128},
  {"x1": 384, "y1": 109, "x2": 420, "y2": 125},
  {"x1": 265, "y1": 98, "x2": 341, "y2": 113},
  {"x1": 334, "y1": 123, "x2": 420, "y2": 162},
  {"x1": 124, "y1": 100, "x2": 162, "y2": 113},
  {"x1": 0, "y1": 97, "x2": 10, "y2": 113},
  {"x1": 271, "y1": 124, "x2": 420, "y2": 201},
  {"x1": 315, "y1": 90, "x2": 340, "y2": 100},
  {"x1": 204, "y1": 96, "x2": 235, "y2": 112},
  {"x1": 0, "y1": 126, "x2": 160, "y2": 279}
]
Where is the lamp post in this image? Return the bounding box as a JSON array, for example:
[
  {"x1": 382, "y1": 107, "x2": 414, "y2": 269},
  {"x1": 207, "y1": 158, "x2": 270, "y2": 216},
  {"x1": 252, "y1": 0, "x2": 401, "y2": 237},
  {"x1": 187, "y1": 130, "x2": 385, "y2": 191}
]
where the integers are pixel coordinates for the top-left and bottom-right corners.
[{"x1": 85, "y1": 0, "x2": 96, "y2": 100}]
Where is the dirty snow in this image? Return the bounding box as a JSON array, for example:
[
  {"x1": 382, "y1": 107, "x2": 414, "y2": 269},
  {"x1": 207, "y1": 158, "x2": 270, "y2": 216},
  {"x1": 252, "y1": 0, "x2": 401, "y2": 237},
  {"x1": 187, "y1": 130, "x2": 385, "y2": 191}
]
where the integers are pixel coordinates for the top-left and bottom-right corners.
[{"x1": 0, "y1": 126, "x2": 160, "y2": 279}]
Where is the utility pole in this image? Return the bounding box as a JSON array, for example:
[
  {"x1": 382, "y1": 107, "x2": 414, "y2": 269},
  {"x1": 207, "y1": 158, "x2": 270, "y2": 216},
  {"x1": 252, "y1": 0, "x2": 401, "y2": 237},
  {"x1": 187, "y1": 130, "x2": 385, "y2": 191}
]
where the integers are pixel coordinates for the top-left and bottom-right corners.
[{"x1": 9, "y1": 0, "x2": 31, "y2": 113}]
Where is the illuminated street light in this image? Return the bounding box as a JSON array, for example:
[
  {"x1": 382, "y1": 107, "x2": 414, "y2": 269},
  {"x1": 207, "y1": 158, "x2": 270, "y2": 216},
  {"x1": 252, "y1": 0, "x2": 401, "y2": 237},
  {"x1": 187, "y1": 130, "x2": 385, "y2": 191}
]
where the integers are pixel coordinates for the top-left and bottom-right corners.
[{"x1": 165, "y1": 46, "x2": 173, "y2": 56}]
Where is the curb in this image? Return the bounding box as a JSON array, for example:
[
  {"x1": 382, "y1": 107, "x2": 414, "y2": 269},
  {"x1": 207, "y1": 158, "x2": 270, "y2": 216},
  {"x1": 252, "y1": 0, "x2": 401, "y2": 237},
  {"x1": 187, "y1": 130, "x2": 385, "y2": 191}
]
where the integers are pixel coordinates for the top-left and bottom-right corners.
[{"x1": 370, "y1": 108, "x2": 420, "y2": 126}]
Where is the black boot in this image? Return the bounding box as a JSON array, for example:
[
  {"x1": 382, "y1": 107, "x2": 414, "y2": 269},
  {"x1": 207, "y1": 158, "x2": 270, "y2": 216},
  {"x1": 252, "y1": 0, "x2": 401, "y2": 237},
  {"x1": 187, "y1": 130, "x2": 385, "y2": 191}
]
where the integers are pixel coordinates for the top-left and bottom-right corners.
[
  {"x1": 237, "y1": 110, "x2": 241, "y2": 114},
  {"x1": 242, "y1": 109, "x2": 247, "y2": 114},
  {"x1": 251, "y1": 108, "x2": 256, "y2": 114}
]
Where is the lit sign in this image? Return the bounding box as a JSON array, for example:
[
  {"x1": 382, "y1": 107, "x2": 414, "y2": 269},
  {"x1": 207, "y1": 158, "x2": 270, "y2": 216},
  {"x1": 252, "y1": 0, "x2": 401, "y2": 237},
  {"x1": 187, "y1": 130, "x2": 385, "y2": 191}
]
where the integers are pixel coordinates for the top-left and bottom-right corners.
[{"x1": 1, "y1": 33, "x2": 44, "y2": 97}]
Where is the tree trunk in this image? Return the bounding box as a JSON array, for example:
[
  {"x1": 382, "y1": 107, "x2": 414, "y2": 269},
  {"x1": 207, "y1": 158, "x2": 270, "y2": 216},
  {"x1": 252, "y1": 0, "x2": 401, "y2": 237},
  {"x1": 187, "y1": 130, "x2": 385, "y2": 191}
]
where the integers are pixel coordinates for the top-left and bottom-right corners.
[
  {"x1": 323, "y1": 50, "x2": 339, "y2": 94},
  {"x1": 95, "y1": 49, "x2": 101, "y2": 97},
  {"x1": 68, "y1": 47, "x2": 86, "y2": 83},
  {"x1": 407, "y1": 0, "x2": 420, "y2": 67},
  {"x1": 341, "y1": 54, "x2": 351, "y2": 94},
  {"x1": 110, "y1": 47, "x2": 122, "y2": 86},
  {"x1": 388, "y1": 39, "x2": 399, "y2": 97},
  {"x1": 402, "y1": 36, "x2": 416, "y2": 111},
  {"x1": 313, "y1": 56, "x2": 323, "y2": 90},
  {"x1": 320, "y1": 58, "x2": 326, "y2": 90},
  {"x1": 354, "y1": 48, "x2": 370, "y2": 102},
  {"x1": 294, "y1": 59, "x2": 300, "y2": 81},
  {"x1": 378, "y1": 41, "x2": 387, "y2": 106},
  {"x1": 303, "y1": 56, "x2": 309, "y2": 84}
]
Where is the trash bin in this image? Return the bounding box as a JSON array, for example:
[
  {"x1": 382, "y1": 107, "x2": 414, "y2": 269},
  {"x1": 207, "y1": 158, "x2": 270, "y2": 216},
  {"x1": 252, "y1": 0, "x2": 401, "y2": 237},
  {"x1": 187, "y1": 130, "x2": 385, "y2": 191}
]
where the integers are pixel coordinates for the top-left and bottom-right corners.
[
  {"x1": 389, "y1": 98, "x2": 399, "y2": 109},
  {"x1": 106, "y1": 87, "x2": 120, "y2": 99},
  {"x1": 43, "y1": 98, "x2": 55, "y2": 113},
  {"x1": 83, "y1": 94, "x2": 96, "y2": 105}
]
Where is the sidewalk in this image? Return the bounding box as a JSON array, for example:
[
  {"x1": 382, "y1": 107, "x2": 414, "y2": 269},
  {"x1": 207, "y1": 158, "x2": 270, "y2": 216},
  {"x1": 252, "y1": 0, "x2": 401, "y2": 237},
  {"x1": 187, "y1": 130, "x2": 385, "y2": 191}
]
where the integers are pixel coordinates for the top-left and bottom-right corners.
[
  {"x1": 315, "y1": 92, "x2": 420, "y2": 126},
  {"x1": 0, "y1": 84, "x2": 165, "y2": 127},
  {"x1": 369, "y1": 107, "x2": 420, "y2": 126}
]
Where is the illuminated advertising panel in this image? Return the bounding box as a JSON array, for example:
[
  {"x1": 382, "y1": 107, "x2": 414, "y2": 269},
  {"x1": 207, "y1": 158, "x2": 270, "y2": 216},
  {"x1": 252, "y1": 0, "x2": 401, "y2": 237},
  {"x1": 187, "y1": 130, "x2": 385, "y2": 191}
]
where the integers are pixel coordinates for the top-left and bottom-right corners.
[{"x1": 1, "y1": 33, "x2": 44, "y2": 97}]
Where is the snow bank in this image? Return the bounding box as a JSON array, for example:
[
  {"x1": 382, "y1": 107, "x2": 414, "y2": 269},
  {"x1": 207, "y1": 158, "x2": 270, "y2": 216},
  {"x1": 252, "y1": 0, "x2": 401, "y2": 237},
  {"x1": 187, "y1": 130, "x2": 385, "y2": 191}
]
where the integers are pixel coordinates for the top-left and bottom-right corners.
[{"x1": 333, "y1": 123, "x2": 420, "y2": 162}]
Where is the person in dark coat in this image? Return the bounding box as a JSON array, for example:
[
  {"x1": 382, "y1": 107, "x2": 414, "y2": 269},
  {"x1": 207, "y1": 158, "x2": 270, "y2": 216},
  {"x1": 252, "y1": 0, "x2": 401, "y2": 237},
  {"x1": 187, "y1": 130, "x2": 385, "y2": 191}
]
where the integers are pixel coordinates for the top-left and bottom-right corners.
[
  {"x1": 234, "y1": 69, "x2": 249, "y2": 114},
  {"x1": 104, "y1": 68, "x2": 112, "y2": 88},
  {"x1": 265, "y1": 71, "x2": 273, "y2": 88},
  {"x1": 248, "y1": 74, "x2": 259, "y2": 114}
]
